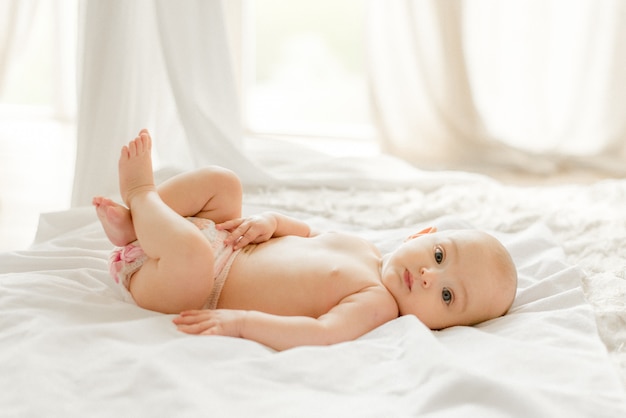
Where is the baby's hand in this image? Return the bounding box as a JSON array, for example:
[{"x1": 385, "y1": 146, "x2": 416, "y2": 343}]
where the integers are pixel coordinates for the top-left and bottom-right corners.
[
  {"x1": 173, "y1": 309, "x2": 246, "y2": 337},
  {"x1": 217, "y1": 214, "x2": 277, "y2": 249}
]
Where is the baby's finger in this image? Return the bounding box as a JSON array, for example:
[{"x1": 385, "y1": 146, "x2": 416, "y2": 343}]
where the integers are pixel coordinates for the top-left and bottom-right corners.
[
  {"x1": 173, "y1": 310, "x2": 211, "y2": 324},
  {"x1": 173, "y1": 315, "x2": 195, "y2": 325},
  {"x1": 223, "y1": 227, "x2": 246, "y2": 247},
  {"x1": 232, "y1": 236, "x2": 250, "y2": 250},
  {"x1": 176, "y1": 321, "x2": 211, "y2": 335},
  {"x1": 216, "y1": 218, "x2": 244, "y2": 231},
  {"x1": 176, "y1": 309, "x2": 206, "y2": 317},
  {"x1": 232, "y1": 224, "x2": 262, "y2": 249},
  {"x1": 226, "y1": 221, "x2": 258, "y2": 247}
]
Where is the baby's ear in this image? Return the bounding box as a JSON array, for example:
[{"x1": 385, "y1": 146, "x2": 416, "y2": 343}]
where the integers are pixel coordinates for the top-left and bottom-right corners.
[{"x1": 405, "y1": 226, "x2": 437, "y2": 241}]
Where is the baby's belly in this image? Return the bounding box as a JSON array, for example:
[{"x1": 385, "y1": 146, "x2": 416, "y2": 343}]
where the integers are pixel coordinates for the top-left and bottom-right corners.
[{"x1": 216, "y1": 235, "x2": 377, "y2": 317}]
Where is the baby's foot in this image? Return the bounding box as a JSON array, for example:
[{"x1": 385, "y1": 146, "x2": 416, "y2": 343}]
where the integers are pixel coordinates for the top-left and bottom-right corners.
[
  {"x1": 92, "y1": 196, "x2": 137, "y2": 246},
  {"x1": 119, "y1": 130, "x2": 156, "y2": 207}
]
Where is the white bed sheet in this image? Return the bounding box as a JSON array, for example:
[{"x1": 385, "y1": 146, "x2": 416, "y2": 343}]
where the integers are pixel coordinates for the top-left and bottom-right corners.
[{"x1": 1, "y1": 154, "x2": 625, "y2": 417}]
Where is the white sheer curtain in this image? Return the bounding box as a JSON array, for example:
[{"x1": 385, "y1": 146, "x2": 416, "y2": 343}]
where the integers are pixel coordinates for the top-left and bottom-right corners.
[
  {"x1": 0, "y1": 1, "x2": 37, "y2": 98},
  {"x1": 72, "y1": 0, "x2": 272, "y2": 207},
  {"x1": 0, "y1": 0, "x2": 76, "y2": 115},
  {"x1": 367, "y1": 0, "x2": 626, "y2": 175}
]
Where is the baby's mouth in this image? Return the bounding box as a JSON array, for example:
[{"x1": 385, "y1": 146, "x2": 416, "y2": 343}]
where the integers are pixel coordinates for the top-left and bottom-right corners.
[{"x1": 404, "y1": 270, "x2": 413, "y2": 291}]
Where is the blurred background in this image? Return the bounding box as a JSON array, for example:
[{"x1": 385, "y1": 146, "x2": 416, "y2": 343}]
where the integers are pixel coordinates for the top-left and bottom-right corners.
[{"x1": 1, "y1": 0, "x2": 624, "y2": 250}]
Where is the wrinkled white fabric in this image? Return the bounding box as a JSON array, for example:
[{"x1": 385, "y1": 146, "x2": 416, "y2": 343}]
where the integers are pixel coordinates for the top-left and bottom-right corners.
[{"x1": 1, "y1": 156, "x2": 625, "y2": 416}]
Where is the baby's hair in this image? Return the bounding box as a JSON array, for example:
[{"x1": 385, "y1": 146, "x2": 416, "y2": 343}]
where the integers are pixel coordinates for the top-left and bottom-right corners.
[
  {"x1": 478, "y1": 231, "x2": 517, "y2": 316},
  {"x1": 455, "y1": 230, "x2": 518, "y2": 325}
]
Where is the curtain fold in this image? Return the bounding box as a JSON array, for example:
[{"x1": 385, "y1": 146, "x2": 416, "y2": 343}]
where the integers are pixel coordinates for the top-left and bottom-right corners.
[
  {"x1": 367, "y1": 0, "x2": 626, "y2": 175},
  {"x1": 367, "y1": 0, "x2": 513, "y2": 170},
  {"x1": 152, "y1": 0, "x2": 269, "y2": 180},
  {"x1": 72, "y1": 0, "x2": 271, "y2": 207}
]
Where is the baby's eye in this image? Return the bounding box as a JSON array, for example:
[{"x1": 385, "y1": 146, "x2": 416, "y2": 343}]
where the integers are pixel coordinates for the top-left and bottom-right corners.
[
  {"x1": 434, "y1": 247, "x2": 444, "y2": 264},
  {"x1": 442, "y1": 288, "x2": 453, "y2": 305}
]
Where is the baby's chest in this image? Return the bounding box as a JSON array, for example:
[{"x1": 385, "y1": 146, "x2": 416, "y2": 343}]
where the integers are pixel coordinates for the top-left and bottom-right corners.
[
  {"x1": 238, "y1": 246, "x2": 375, "y2": 291},
  {"x1": 222, "y1": 238, "x2": 380, "y2": 316},
  {"x1": 239, "y1": 233, "x2": 375, "y2": 274}
]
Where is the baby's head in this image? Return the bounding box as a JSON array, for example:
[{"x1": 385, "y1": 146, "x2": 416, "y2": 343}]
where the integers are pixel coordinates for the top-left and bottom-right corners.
[{"x1": 381, "y1": 227, "x2": 517, "y2": 330}]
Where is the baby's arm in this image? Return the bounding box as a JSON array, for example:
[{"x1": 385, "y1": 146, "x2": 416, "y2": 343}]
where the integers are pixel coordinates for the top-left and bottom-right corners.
[
  {"x1": 173, "y1": 286, "x2": 397, "y2": 351},
  {"x1": 217, "y1": 211, "x2": 313, "y2": 250}
]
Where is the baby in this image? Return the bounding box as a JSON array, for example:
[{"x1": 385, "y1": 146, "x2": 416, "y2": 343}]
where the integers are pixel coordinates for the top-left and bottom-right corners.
[{"x1": 94, "y1": 130, "x2": 517, "y2": 351}]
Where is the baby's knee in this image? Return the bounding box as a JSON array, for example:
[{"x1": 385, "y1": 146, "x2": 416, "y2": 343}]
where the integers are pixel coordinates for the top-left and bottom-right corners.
[
  {"x1": 203, "y1": 166, "x2": 243, "y2": 218},
  {"x1": 200, "y1": 166, "x2": 242, "y2": 197},
  {"x1": 201, "y1": 166, "x2": 241, "y2": 187}
]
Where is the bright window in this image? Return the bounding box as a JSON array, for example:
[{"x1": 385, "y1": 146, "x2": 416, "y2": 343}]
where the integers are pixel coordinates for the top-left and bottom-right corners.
[
  {"x1": 0, "y1": 0, "x2": 77, "y2": 118},
  {"x1": 243, "y1": 0, "x2": 374, "y2": 140}
]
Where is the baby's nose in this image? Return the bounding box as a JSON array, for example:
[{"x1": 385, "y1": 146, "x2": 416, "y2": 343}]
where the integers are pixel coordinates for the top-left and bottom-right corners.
[{"x1": 420, "y1": 268, "x2": 437, "y2": 288}]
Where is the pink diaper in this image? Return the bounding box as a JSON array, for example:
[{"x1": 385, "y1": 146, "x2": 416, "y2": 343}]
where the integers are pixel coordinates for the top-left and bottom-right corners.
[{"x1": 108, "y1": 217, "x2": 241, "y2": 309}]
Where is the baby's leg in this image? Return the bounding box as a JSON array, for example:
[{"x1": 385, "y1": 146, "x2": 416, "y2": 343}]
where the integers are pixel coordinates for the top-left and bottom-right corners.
[
  {"x1": 136, "y1": 129, "x2": 242, "y2": 223},
  {"x1": 94, "y1": 133, "x2": 243, "y2": 247},
  {"x1": 119, "y1": 132, "x2": 216, "y2": 313},
  {"x1": 157, "y1": 166, "x2": 243, "y2": 223}
]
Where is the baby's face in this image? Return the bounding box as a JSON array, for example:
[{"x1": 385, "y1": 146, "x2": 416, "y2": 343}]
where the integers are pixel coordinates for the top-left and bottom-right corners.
[{"x1": 381, "y1": 229, "x2": 515, "y2": 330}]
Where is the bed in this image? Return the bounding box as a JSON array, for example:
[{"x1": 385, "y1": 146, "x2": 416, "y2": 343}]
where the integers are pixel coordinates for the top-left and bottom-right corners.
[{"x1": 1, "y1": 146, "x2": 625, "y2": 417}]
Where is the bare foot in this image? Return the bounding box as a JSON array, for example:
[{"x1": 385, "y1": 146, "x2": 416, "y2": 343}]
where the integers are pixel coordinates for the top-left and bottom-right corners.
[
  {"x1": 119, "y1": 130, "x2": 156, "y2": 207},
  {"x1": 93, "y1": 196, "x2": 137, "y2": 246}
]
